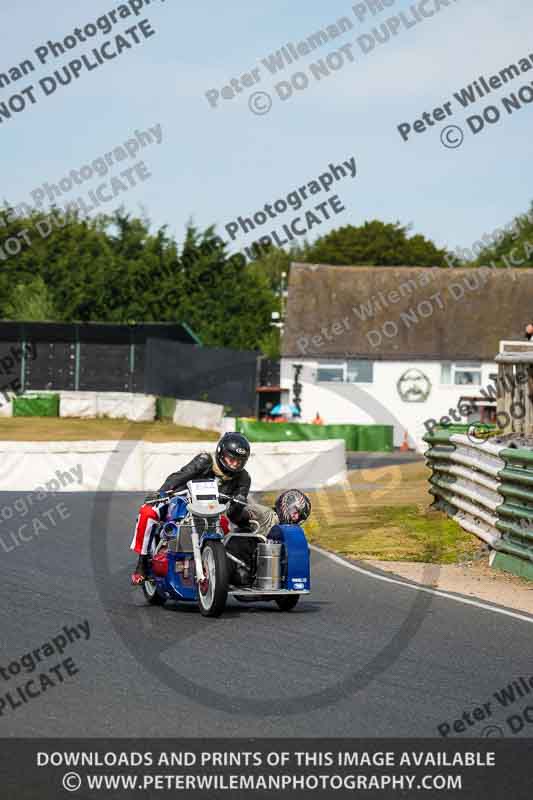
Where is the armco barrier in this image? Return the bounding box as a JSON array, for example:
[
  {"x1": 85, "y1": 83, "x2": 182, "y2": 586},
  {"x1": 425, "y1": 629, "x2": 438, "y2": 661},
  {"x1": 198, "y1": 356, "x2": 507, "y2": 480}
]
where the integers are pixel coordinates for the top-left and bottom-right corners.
[
  {"x1": 236, "y1": 420, "x2": 393, "y2": 452},
  {"x1": 0, "y1": 439, "x2": 346, "y2": 492},
  {"x1": 425, "y1": 427, "x2": 533, "y2": 580}
]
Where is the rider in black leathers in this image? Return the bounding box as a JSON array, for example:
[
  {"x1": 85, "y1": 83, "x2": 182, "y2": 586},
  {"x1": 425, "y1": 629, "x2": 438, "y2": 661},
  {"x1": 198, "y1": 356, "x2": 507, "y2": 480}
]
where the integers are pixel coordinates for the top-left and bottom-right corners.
[
  {"x1": 130, "y1": 432, "x2": 259, "y2": 583},
  {"x1": 159, "y1": 451, "x2": 251, "y2": 523}
]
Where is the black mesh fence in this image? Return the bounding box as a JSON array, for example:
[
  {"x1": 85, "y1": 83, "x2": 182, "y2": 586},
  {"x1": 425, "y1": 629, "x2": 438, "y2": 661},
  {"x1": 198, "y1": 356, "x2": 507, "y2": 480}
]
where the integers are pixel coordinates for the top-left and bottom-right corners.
[
  {"x1": 0, "y1": 321, "x2": 198, "y2": 393},
  {"x1": 0, "y1": 322, "x2": 258, "y2": 411},
  {"x1": 144, "y1": 338, "x2": 258, "y2": 417}
]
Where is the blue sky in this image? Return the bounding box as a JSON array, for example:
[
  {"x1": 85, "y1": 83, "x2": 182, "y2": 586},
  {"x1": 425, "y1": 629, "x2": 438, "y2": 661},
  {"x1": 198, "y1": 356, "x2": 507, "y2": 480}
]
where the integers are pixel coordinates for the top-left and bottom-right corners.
[{"x1": 1, "y1": 0, "x2": 532, "y2": 259}]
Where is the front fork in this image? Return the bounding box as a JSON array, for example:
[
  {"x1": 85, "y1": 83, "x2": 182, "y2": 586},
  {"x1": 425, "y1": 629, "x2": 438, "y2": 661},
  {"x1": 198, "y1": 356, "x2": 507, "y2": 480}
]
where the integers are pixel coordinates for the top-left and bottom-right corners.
[{"x1": 190, "y1": 517, "x2": 206, "y2": 584}]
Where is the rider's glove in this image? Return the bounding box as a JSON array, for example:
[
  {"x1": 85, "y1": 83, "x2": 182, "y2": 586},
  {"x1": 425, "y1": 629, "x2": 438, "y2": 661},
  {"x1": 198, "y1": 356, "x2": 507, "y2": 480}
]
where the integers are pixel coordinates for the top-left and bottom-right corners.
[{"x1": 227, "y1": 494, "x2": 250, "y2": 526}]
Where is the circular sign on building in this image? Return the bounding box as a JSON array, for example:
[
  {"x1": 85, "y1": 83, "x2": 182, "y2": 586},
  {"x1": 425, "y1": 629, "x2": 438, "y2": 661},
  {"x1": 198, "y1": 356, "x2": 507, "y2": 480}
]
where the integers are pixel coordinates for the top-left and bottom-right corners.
[{"x1": 397, "y1": 368, "x2": 431, "y2": 403}]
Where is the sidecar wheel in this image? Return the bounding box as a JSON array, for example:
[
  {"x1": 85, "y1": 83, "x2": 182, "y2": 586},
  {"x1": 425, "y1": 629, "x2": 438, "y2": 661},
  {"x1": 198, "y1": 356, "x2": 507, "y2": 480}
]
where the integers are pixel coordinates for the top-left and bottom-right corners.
[
  {"x1": 275, "y1": 595, "x2": 300, "y2": 611},
  {"x1": 199, "y1": 541, "x2": 228, "y2": 617},
  {"x1": 142, "y1": 578, "x2": 166, "y2": 606}
]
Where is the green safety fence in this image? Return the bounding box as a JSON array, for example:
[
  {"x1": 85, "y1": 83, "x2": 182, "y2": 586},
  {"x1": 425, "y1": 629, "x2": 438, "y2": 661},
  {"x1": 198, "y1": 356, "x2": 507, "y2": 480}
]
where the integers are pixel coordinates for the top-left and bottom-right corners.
[
  {"x1": 495, "y1": 447, "x2": 533, "y2": 577},
  {"x1": 236, "y1": 420, "x2": 393, "y2": 452},
  {"x1": 424, "y1": 424, "x2": 533, "y2": 581},
  {"x1": 358, "y1": 425, "x2": 393, "y2": 452},
  {"x1": 13, "y1": 394, "x2": 60, "y2": 417},
  {"x1": 156, "y1": 396, "x2": 177, "y2": 421}
]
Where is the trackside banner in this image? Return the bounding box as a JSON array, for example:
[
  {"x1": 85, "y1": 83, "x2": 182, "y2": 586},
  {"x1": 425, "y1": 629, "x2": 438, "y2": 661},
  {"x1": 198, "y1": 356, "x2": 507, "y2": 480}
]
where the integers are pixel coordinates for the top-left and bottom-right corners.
[{"x1": 0, "y1": 739, "x2": 530, "y2": 799}]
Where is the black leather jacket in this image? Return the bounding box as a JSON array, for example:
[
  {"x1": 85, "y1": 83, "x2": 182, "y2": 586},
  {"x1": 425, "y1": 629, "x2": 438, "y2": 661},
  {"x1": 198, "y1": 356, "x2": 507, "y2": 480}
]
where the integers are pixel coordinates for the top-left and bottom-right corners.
[{"x1": 159, "y1": 452, "x2": 251, "y2": 524}]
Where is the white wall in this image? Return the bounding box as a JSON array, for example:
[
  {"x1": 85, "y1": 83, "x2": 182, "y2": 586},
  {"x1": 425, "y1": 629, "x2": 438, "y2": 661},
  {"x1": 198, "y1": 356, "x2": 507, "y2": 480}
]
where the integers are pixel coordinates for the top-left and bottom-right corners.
[
  {"x1": 172, "y1": 400, "x2": 224, "y2": 431},
  {"x1": 0, "y1": 439, "x2": 346, "y2": 492},
  {"x1": 281, "y1": 359, "x2": 497, "y2": 451}
]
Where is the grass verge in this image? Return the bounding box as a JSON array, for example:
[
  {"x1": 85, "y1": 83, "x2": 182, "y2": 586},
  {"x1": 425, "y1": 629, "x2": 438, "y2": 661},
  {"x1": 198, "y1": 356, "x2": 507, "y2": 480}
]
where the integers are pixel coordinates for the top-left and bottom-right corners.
[
  {"x1": 0, "y1": 418, "x2": 220, "y2": 442},
  {"x1": 305, "y1": 504, "x2": 481, "y2": 564},
  {"x1": 265, "y1": 460, "x2": 483, "y2": 565}
]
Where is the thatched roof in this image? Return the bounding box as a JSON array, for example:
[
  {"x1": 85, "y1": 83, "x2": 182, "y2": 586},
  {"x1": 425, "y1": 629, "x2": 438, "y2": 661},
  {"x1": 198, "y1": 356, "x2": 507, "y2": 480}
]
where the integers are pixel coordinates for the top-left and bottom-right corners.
[{"x1": 282, "y1": 264, "x2": 533, "y2": 360}]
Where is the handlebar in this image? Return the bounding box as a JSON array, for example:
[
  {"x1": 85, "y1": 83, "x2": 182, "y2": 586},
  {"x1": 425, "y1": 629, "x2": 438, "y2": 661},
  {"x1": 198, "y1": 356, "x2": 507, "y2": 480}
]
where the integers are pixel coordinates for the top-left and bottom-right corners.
[
  {"x1": 218, "y1": 492, "x2": 253, "y2": 509},
  {"x1": 143, "y1": 489, "x2": 189, "y2": 506},
  {"x1": 145, "y1": 489, "x2": 254, "y2": 510}
]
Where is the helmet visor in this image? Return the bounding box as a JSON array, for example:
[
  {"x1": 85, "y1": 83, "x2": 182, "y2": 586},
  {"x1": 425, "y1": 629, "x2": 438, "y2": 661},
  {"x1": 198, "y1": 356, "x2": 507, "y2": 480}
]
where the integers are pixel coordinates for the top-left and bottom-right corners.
[{"x1": 222, "y1": 452, "x2": 246, "y2": 472}]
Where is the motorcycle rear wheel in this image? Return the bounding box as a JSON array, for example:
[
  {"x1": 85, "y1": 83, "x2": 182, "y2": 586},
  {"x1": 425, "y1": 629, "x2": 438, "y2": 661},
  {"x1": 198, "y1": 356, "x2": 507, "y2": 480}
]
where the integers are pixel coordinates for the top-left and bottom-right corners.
[
  {"x1": 198, "y1": 541, "x2": 228, "y2": 617},
  {"x1": 275, "y1": 595, "x2": 300, "y2": 611},
  {"x1": 142, "y1": 577, "x2": 166, "y2": 605}
]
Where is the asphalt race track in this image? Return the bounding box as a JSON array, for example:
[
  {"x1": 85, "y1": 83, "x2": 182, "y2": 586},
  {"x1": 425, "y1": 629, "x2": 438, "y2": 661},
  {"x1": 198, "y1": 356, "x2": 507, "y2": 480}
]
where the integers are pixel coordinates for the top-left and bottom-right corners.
[
  {"x1": 346, "y1": 451, "x2": 423, "y2": 471},
  {"x1": 1, "y1": 490, "x2": 532, "y2": 739}
]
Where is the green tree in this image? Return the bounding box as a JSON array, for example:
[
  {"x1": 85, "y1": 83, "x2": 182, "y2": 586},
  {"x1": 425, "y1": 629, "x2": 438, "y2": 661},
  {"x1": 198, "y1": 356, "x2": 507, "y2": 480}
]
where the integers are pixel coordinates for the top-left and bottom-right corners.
[
  {"x1": 175, "y1": 226, "x2": 277, "y2": 350},
  {"x1": 473, "y1": 202, "x2": 533, "y2": 268},
  {"x1": 0, "y1": 206, "x2": 116, "y2": 321},
  {"x1": 257, "y1": 326, "x2": 281, "y2": 360},
  {"x1": 302, "y1": 220, "x2": 449, "y2": 266},
  {"x1": 3, "y1": 276, "x2": 59, "y2": 321},
  {"x1": 0, "y1": 206, "x2": 279, "y2": 352},
  {"x1": 247, "y1": 244, "x2": 295, "y2": 293}
]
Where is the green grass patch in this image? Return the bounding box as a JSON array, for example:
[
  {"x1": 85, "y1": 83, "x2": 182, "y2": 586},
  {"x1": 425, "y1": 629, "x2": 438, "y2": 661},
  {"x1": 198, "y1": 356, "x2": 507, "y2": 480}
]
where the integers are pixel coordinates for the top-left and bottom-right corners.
[
  {"x1": 0, "y1": 418, "x2": 219, "y2": 442},
  {"x1": 305, "y1": 504, "x2": 482, "y2": 564}
]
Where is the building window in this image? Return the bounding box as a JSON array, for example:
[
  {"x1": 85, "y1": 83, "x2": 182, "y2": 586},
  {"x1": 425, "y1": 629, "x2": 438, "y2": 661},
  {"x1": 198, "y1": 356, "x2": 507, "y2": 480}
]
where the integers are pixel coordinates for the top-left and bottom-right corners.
[
  {"x1": 441, "y1": 363, "x2": 452, "y2": 384},
  {"x1": 441, "y1": 362, "x2": 482, "y2": 386},
  {"x1": 316, "y1": 364, "x2": 344, "y2": 383},
  {"x1": 347, "y1": 360, "x2": 373, "y2": 383},
  {"x1": 317, "y1": 361, "x2": 373, "y2": 384}
]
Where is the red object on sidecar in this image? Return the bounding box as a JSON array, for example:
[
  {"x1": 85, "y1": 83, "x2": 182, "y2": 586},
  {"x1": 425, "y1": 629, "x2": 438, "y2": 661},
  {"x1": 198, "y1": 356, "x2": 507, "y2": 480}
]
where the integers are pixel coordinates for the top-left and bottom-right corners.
[
  {"x1": 151, "y1": 551, "x2": 168, "y2": 577},
  {"x1": 220, "y1": 514, "x2": 230, "y2": 534}
]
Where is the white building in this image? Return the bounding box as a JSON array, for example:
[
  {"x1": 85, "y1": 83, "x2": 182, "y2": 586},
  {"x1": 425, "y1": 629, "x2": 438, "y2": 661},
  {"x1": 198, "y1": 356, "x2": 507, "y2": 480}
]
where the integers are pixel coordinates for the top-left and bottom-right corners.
[{"x1": 281, "y1": 264, "x2": 533, "y2": 451}]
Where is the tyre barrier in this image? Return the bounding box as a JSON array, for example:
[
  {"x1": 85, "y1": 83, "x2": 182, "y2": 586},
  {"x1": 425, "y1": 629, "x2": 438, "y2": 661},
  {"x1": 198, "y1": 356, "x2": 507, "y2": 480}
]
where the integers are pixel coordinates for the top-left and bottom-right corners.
[{"x1": 424, "y1": 427, "x2": 533, "y2": 581}]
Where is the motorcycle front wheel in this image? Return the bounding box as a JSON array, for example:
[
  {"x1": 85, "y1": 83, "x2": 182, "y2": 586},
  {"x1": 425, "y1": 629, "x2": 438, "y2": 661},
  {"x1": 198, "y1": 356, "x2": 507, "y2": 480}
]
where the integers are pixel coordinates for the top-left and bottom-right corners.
[{"x1": 198, "y1": 541, "x2": 229, "y2": 617}]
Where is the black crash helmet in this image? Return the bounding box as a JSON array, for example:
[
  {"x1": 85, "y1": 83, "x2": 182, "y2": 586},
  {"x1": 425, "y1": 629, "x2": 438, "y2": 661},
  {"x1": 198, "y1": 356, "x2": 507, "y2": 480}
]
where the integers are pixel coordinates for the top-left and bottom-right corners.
[
  {"x1": 275, "y1": 489, "x2": 311, "y2": 525},
  {"x1": 215, "y1": 432, "x2": 251, "y2": 476}
]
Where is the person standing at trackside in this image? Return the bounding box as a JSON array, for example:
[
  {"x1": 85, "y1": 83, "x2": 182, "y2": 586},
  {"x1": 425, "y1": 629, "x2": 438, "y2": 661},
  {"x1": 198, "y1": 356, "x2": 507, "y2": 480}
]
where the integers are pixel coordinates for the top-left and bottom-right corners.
[
  {"x1": 525, "y1": 322, "x2": 533, "y2": 341},
  {"x1": 312, "y1": 411, "x2": 324, "y2": 425}
]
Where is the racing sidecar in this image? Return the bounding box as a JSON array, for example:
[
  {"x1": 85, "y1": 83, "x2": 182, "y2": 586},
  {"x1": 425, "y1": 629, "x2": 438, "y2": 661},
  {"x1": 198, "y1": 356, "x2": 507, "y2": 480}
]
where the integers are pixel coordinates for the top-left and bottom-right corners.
[{"x1": 142, "y1": 479, "x2": 310, "y2": 617}]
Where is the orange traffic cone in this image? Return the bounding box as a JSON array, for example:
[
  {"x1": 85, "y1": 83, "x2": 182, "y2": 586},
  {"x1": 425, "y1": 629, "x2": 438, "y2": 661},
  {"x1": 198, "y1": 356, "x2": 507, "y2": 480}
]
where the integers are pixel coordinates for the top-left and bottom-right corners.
[{"x1": 400, "y1": 431, "x2": 410, "y2": 452}]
